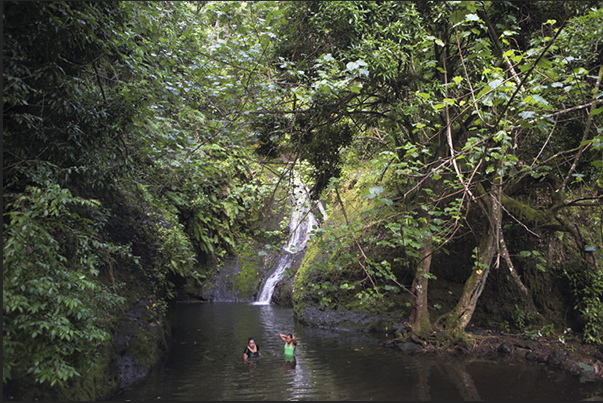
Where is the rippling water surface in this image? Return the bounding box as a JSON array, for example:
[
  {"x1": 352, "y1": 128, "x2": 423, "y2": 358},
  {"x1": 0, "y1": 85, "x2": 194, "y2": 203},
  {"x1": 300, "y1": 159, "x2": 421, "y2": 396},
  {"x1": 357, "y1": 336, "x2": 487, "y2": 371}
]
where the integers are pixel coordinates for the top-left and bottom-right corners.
[{"x1": 113, "y1": 303, "x2": 600, "y2": 401}]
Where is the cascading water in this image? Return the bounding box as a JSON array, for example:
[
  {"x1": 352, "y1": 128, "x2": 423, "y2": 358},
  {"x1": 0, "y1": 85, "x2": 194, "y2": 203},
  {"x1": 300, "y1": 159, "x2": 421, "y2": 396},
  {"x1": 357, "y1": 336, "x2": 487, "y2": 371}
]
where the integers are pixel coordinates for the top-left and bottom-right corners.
[{"x1": 253, "y1": 174, "x2": 321, "y2": 305}]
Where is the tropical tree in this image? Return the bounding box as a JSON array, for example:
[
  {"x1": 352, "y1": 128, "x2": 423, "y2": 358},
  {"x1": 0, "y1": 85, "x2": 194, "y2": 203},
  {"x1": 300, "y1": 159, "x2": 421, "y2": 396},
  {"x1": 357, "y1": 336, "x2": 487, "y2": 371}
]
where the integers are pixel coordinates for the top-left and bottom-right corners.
[
  {"x1": 3, "y1": 1, "x2": 138, "y2": 387},
  {"x1": 267, "y1": 0, "x2": 602, "y2": 344}
]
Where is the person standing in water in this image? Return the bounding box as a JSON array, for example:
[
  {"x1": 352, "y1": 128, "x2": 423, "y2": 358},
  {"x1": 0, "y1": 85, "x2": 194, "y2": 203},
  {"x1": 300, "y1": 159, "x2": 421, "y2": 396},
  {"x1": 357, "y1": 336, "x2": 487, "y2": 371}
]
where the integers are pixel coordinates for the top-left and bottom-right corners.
[
  {"x1": 279, "y1": 333, "x2": 296, "y2": 357},
  {"x1": 243, "y1": 337, "x2": 261, "y2": 363}
]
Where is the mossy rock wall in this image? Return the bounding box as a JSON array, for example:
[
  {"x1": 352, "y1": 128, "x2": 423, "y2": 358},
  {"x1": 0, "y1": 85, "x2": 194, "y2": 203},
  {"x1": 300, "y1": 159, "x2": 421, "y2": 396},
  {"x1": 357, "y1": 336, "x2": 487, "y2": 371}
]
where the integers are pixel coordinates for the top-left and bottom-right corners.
[
  {"x1": 113, "y1": 299, "x2": 172, "y2": 389},
  {"x1": 291, "y1": 167, "x2": 411, "y2": 328},
  {"x1": 460, "y1": 210, "x2": 577, "y2": 332}
]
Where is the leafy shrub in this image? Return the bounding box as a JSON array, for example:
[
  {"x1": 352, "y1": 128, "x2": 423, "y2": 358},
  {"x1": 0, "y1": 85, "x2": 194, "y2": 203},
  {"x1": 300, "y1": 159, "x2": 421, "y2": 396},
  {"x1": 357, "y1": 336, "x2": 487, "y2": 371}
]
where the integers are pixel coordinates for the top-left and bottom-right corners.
[{"x1": 3, "y1": 185, "x2": 127, "y2": 386}]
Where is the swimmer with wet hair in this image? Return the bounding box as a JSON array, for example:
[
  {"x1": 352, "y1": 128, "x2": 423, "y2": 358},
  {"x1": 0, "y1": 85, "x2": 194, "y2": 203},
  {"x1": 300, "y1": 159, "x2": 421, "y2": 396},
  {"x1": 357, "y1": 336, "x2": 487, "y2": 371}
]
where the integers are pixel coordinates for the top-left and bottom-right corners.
[
  {"x1": 279, "y1": 333, "x2": 296, "y2": 356},
  {"x1": 243, "y1": 337, "x2": 261, "y2": 363}
]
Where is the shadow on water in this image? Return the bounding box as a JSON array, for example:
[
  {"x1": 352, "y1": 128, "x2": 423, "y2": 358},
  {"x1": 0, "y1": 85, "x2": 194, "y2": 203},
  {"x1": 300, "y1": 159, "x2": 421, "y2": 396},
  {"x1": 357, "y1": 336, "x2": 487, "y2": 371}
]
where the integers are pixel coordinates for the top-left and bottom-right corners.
[{"x1": 113, "y1": 302, "x2": 601, "y2": 401}]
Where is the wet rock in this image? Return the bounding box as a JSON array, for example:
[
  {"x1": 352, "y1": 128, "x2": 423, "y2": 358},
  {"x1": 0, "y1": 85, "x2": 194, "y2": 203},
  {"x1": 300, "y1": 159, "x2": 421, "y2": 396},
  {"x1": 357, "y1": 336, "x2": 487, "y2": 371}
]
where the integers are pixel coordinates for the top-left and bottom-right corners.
[
  {"x1": 578, "y1": 362, "x2": 597, "y2": 383},
  {"x1": 397, "y1": 342, "x2": 424, "y2": 353},
  {"x1": 113, "y1": 299, "x2": 170, "y2": 388},
  {"x1": 547, "y1": 349, "x2": 566, "y2": 366},
  {"x1": 498, "y1": 342, "x2": 513, "y2": 355},
  {"x1": 296, "y1": 305, "x2": 403, "y2": 333},
  {"x1": 471, "y1": 328, "x2": 489, "y2": 336},
  {"x1": 511, "y1": 347, "x2": 531, "y2": 360},
  {"x1": 197, "y1": 257, "x2": 252, "y2": 302},
  {"x1": 271, "y1": 272, "x2": 298, "y2": 307},
  {"x1": 392, "y1": 321, "x2": 412, "y2": 333},
  {"x1": 567, "y1": 361, "x2": 582, "y2": 376},
  {"x1": 525, "y1": 351, "x2": 539, "y2": 362},
  {"x1": 115, "y1": 354, "x2": 149, "y2": 389},
  {"x1": 514, "y1": 340, "x2": 535, "y2": 350}
]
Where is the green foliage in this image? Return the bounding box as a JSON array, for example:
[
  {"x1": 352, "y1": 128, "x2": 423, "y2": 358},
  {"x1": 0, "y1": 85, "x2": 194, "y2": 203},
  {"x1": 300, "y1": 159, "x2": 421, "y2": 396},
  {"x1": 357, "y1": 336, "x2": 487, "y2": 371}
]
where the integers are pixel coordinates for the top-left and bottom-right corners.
[
  {"x1": 512, "y1": 304, "x2": 534, "y2": 330},
  {"x1": 3, "y1": 185, "x2": 126, "y2": 387},
  {"x1": 3, "y1": 1, "x2": 280, "y2": 393},
  {"x1": 293, "y1": 166, "x2": 412, "y2": 311},
  {"x1": 3, "y1": 1, "x2": 139, "y2": 390},
  {"x1": 4, "y1": 1, "x2": 136, "y2": 189},
  {"x1": 303, "y1": 223, "x2": 359, "y2": 308},
  {"x1": 271, "y1": 0, "x2": 602, "y2": 340},
  {"x1": 561, "y1": 262, "x2": 603, "y2": 346},
  {"x1": 510, "y1": 306, "x2": 558, "y2": 341},
  {"x1": 518, "y1": 250, "x2": 547, "y2": 273},
  {"x1": 4, "y1": 1, "x2": 603, "y2": 396}
]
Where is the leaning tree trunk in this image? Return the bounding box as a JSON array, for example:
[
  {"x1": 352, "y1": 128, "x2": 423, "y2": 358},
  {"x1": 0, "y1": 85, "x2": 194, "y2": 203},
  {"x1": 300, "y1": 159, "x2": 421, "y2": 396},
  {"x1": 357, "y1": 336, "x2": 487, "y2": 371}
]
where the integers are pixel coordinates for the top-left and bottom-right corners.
[{"x1": 441, "y1": 183, "x2": 502, "y2": 334}]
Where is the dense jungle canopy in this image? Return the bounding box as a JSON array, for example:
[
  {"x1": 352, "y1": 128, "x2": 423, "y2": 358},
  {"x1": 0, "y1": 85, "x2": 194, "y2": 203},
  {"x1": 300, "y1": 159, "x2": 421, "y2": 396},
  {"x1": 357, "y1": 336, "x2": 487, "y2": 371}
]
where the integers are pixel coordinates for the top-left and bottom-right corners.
[{"x1": 3, "y1": 0, "x2": 603, "y2": 398}]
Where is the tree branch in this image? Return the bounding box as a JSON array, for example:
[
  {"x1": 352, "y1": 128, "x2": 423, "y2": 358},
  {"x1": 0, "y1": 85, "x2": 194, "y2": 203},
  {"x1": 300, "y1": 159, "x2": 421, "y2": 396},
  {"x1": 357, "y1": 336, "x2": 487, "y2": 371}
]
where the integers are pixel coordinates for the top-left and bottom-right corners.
[
  {"x1": 558, "y1": 64, "x2": 603, "y2": 194},
  {"x1": 495, "y1": 12, "x2": 572, "y2": 129},
  {"x1": 478, "y1": 7, "x2": 523, "y2": 89}
]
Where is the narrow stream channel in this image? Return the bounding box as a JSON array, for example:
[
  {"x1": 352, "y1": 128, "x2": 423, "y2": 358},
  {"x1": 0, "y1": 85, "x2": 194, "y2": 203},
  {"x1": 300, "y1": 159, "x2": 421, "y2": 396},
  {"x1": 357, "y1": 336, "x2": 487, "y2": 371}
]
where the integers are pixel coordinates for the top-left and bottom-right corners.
[{"x1": 113, "y1": 302, "x2": 600, "y2": 401}]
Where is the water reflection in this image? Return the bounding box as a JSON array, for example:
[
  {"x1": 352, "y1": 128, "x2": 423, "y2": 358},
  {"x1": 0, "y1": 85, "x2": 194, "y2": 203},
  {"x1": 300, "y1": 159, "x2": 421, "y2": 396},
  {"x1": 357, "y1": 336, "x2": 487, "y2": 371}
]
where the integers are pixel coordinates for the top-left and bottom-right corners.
[
  {"x1": 113, "y1": 303, "x2": 600, "y2": 401},
  {"x1": 257, "y1": 305, "x2": 310, "y2": 401}
]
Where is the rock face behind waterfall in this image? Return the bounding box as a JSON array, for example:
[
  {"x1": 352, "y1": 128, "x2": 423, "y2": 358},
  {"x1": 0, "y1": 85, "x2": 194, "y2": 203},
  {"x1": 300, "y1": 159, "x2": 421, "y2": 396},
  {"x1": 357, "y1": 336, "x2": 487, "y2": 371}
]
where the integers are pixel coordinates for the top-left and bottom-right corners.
[
  {"x1": 271, "y1": 278, "x2": 295, "y2": 306},
  {"x1": 197, "y1": 242, "x2": 305, "y2": 304},
  {"x1": 269, "y1": 253, "x2": 306, "y2": 306},
  {"x1": 197, "y1": 170, "x2": 319, "y2": 304}
]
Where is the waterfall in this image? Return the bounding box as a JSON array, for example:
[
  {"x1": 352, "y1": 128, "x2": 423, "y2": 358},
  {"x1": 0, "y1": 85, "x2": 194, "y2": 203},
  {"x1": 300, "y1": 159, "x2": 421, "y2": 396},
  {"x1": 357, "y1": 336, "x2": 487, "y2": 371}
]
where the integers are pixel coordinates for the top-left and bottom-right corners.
[{"x1": 252, "y1": 174, "x2": 319, "y2": 305}]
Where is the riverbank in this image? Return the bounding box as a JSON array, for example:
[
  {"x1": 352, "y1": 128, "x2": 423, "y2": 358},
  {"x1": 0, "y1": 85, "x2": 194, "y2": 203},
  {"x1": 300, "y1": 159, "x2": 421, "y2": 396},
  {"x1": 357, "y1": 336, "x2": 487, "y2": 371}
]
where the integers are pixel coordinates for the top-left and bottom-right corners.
[
  {"x1": 383, "y1": 327, "x2": 603, "y2": 387},
  {"x1": 289, "y1": 289, "x2": 603, "y2": 388}
]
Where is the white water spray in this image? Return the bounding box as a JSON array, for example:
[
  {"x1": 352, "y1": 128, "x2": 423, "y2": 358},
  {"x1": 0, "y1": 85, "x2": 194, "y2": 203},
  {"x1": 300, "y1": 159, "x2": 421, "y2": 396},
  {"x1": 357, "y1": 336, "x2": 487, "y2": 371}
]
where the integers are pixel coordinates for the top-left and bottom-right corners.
[{"x1": 253, "y1": 174, "x2": 319, "y2": 305}]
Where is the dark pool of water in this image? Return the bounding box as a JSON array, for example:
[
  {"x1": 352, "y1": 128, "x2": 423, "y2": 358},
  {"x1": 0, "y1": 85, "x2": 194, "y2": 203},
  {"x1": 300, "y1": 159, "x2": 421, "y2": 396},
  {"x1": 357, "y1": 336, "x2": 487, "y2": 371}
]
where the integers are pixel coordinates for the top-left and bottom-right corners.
[{"x1": 113, "y1": 302, "x2": 601, "y2": 401}]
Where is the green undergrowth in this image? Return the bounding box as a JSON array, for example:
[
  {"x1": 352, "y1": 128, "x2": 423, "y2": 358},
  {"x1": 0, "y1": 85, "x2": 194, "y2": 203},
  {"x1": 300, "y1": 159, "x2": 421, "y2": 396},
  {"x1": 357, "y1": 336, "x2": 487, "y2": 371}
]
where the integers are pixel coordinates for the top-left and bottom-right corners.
[
  {"x1": 293, "y1": 164, "x2": 412, "y2": 319},
  {"x1": 233, "y1": 241, "x2": 272, "y2": 300}
]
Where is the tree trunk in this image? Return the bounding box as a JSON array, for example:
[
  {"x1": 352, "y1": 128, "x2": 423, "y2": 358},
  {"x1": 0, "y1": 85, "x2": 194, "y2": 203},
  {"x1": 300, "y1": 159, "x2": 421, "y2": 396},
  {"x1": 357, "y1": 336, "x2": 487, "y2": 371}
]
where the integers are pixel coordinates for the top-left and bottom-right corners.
[
  {"x1": 409, "y1": 238, "x2": 433, "y2": 334},
  {"x1": 441, "y1": 185, "x2": 502, "y2": 333}
]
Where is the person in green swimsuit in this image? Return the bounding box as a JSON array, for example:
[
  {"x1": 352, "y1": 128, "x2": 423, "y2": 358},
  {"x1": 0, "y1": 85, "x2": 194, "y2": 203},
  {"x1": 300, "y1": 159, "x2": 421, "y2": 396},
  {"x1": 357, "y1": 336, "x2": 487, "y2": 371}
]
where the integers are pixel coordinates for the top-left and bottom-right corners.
[{"x1": 279, "y1": 333, "x2": 296, "y2": 357}]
